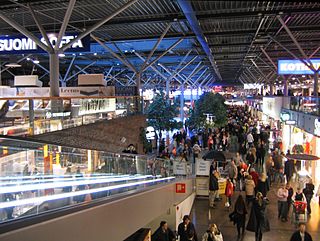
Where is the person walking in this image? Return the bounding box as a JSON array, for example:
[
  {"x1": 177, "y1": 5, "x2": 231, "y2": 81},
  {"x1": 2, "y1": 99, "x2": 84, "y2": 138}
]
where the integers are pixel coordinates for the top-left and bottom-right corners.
[
  {"x1": 178, "y1": 215, "x2": 198, "y2": 241},
  {"x1": 303, "y1": 179, "x2": 314, "y2": 215},
  {"x1": 152, "y1": 221, "x2": 176, "y2": 241},
  {"x1": 227, "y1": 159, "x2": 238, "y2": 184},
  {"x1": 245, "y1": 175, "x2": 256, "y2": 205},
  {"x1": 225, "y1": 178, "x2": 234, "y2": 207},
  {"x1": 290, "y1": 222, "x2": 313, "y2": 241},
  {"x1": 277, "y1": 183, "x2": 289, "y2": 222},
  {"x1": 209, "y1": 170, "x2": 219, "y2": 208},
  {"x1": 201, "y1": 223, "x2": 223, "y2": 241},
  {"x1": 246, "y1": 192, "x2": 270, "y2": 241},
  {"x1": 230, "y1": 194, "x2": 247, "y2": 239}
]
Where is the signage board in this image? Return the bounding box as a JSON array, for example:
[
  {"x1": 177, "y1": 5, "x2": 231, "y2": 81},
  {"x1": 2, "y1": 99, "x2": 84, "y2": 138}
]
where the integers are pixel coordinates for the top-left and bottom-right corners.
[
  {"x1": 0, "y1": 33, "x2": 90, "y2": 54},
  {"x1": 173, "y1": 161, "x2": 187, "y2": 175},
  {"x1": 280, "y1": 112, "x2": 290, "y2": 122},
  {"x1": 175, "y1": 183, "x2": 186, "y2": 193},
  {"x1": 278, "y1": 59, "x2": 320, "y2": 75},
  {"x1": 195, "y1": 159, "x2": 210, "y2": 176},
  {"x1": 285, "y1": 120, "x2": 296, "y2": 125},
  {"x1": 262, "y1": 97, "x2": 283, "y2": 120}
]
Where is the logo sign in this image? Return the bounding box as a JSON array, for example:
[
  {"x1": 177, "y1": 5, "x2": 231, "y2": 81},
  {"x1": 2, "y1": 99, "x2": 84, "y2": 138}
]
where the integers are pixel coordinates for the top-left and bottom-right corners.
[
  {"x1": 280, "y1": 112, "x2": 290, "y2": 122},
  {"x1": 278, "y1": 59, "x2": 320, "y2": 75},
  {"x1": 175, "y1": 183, "x2": 186, "y2": 193},
  {"x1": 46, "y1": 112, "x2": 71, "y2": 119},
  {"x1": 285, "y1": 120, "x2": 296, "y2": 125},
  {"x1": 315, "y1": 118, "x2": 320, "y2": 136},
  {"x1": 0, "y1": 33, "x2": 90, "y2": 54}
]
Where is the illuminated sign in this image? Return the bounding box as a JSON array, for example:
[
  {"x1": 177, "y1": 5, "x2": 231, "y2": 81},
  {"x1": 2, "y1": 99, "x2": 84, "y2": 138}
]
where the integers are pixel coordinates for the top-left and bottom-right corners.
[
  {"x1": 280, "y1": 112, "x2": 290, "y2": 122},
  {"x1": 278, "y1": 59, "x2": 320, "y2": 75},
  {"x1": 46, "y1": 112, "x2": 71, "y2": 119},
  {"x1": 0, "y1": 34, "x2": 90, "y2": 54},
  {"x1": 285, "y1": 120, "x2": 296, "y2": 125}
]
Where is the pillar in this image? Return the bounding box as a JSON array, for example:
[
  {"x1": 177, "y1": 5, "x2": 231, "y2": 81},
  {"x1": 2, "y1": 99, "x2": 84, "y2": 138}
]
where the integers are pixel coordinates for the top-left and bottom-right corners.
[
  {"x1": 283, "y1": 78, "x2": 288, "y2": 96},
  {"x1": 269, "y1": 84, "x2": 274, "y2": 95},
  {"x1": 28, "y1": 99, "x2": 34, "y2": 135},
  {"x1": 49, "y1": 53, "x2": 60, "y2": 97},
  {"x1": 136, "y1": 72, "x2": 141, "y2": 113},
  {"x1": 180, "y1": 84, "x2": 184, "y2": 123},
  {"x1": 196, "y1": 87, "x2": 199, "y2": 100},
  {"x1": 314, "y1": 71, "x2": 319, "y2": 97},
  {"x1": 166, "y1": 77, "x2": 170, "y2": 97}
]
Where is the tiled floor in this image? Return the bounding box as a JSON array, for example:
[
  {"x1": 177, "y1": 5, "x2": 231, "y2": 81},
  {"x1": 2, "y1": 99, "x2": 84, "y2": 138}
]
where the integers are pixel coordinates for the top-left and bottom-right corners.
[{"x1": 190, "y1": 185, "x2": 320, "y2": 241}]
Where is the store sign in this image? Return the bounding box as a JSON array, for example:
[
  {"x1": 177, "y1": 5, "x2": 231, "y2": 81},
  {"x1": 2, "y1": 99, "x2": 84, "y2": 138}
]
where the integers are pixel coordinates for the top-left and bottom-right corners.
[
  {"x1": 46, "y1": 112, "x2": 71, "y2": 119},
  {"x1": 285, "y1": 120, "x2": 296, "y2": 125},
  {"x1": 195, "y1": 159, "x2": 210, "y2": 176},
  {"x1": 0, "y1": 34, "x2": 90, "y2": 54},
  {"x1": 145, "y1": 126, "x2": 156, "y2": 140},
  {"x1": 175, "y1": 183, "x2": 186, "y2": 193},
  {"x1": 315, "y1": 118, "x2": 320, "y2": 136},
  {"x1": 280, "y1": 112, "x2": 290, "y2": 122},
  {"x1": 278, "y1": 59, "x2": 320, "y2": 75},
  {"x1": 173, "y1": 161, "x2": 187, "y2": 175}
]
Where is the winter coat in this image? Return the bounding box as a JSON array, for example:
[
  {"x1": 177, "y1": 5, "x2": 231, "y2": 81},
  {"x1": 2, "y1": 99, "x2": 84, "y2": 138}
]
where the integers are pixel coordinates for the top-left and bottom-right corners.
[
  {"x1": 152, "y1": 227, "x2": 176, "y2": 241},
  {"x1": 209, "y1": 174, "x2": 219, "y2": 191},
  {"x1": 290, "y1": 231, "x2": 313, "y2": 241},
  {"x1": 225, "y1": 182, "x2": 234, "y2": 197},
  {"x1": 257, "y1": 180, "x2": 269, "y2": 197},
  {"x1": 246, "y1": 199, "x2": 270, "y2": 233},
  {"x1": 284, "y1": 160, "x2": 295, "y2": 180},
  {"x1": 178, "y1": 222, "x2": 198, "y2": 241},
  {"x1": 201, "y1": 230, "x2": 223, "y2": 241},
  {"x1": 245, "y1": 179, "x2": 255, "y2": 196},
  {"x1": 228, "y1": 163, "x2": 238, "y2": 179}
]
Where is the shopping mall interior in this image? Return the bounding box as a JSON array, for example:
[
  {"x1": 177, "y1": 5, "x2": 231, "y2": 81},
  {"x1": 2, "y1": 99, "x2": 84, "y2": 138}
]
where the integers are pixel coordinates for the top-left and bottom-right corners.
[{"x1": 0, "y1": 1, "x2": 319, "y2": 241}]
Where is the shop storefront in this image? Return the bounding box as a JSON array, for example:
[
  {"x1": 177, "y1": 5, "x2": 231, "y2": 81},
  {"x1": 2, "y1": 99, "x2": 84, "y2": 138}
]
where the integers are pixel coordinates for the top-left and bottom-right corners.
[{"x1": 282, "y1": 124, "x2": 320, "y2": 186}]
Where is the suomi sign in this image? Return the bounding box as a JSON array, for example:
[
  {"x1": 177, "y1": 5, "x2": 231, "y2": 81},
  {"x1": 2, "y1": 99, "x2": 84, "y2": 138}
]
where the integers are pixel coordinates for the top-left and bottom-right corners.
[{"x1": 0, "y1": 33, "x2": 90, "y2": 54}]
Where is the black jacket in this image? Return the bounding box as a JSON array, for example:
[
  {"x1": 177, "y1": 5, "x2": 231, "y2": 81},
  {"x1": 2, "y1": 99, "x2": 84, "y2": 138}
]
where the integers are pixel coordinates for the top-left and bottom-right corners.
[
  {"x1": 290, "y1": 231, "x2": 313, "y2": 241},
  {"x1": 209, "y1": 174, "x2": 219, "y2": 191},
  {"x1": 178, "y1": 222, "x2": 198, "y2": 241},
  {"x1": 152, "y1": 227, "x2": 175, "y2": 241},
  {"x1": 246, "y1": 199, "x2": 270, "y2": 233}
]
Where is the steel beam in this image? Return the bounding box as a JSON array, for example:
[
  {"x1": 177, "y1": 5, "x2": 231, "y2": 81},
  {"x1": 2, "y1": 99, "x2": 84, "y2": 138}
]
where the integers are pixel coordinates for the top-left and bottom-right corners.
[
  {"x1": 141, "y1": 22, "x2": 172, "y2": 72},
  {"x1": 92, "y1": 34, "x2": 137, "y2": 73},
  {"x1": 0, "y1": 13, "x2": 50, "y2": 52},
  {"x1": 75, "y1": 65, "x2": 89, "y2": 74},
  {"x1": 66, "y1": 61, "x2": 96, "y2": 82},
  {"x1": 28, "y1": 3, "x2": 53, "y2": 52},
  {"x1": 61, "y1": 0, "x2": 139, "y2": 52},
  {"x1": 134, "y1": 52, "x2": 168, "y2": 81},
  {"x1": 260, "y1": 47, "x2": 277, "y2": 70},
  {"x1": 49, "y1": 53, "x2": 60, "y2": 97},
  {"x1": 277, "y1": 15, "x2": 315, "y2": 71},
  {"x1": 177, "y1": 0, "x2": 221, "y2": 81},
  {"x1": 144, "y1": 37, "x2": 185, "y2": 70},
  {"x1": 269, "y1": 36, "x2": 314, "y2": 73},
  {"x1": 63, "y1": 55, "x2": 76, "y2": 83},
  {"x1": 55, "y1": 0, "x2": 76, "y2": 51}
]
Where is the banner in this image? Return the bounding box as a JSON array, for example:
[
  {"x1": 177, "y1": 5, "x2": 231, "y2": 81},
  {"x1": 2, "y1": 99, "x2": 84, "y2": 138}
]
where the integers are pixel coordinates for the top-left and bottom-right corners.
[
  {"x1": 173, "y1": 161, "x2": 187, "y2": 175},
  {"x1": 0, "y1": 33, "x2": 90, "y2": 54},
  {"x1": 195, "y1": 159, "x2": 210, "y2": 176},
  {"x1": 278, "y1": 59, "x2": 320, "y2": 75}
]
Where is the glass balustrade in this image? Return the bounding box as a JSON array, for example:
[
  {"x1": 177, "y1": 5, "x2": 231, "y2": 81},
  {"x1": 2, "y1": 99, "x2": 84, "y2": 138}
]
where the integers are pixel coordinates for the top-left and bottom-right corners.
[{"x1": 0, "y1": 137, "x2": 175, "y2": 223}]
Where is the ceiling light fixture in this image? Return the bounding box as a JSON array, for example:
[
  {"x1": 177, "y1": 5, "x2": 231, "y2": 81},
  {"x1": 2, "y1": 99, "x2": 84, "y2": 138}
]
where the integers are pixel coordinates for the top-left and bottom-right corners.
[{"x1": 5, "y1": 63, "x2": 21, "y2": 68}]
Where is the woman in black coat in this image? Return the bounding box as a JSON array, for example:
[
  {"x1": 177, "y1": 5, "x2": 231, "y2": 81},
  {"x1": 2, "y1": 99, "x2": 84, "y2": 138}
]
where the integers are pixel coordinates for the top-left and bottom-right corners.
[
  {"x1": 246, "y1": 192, "x2": 270, "y2": 241},
  {"x1": 230, "y1": 194, "x2": 247, "y2": 238}
]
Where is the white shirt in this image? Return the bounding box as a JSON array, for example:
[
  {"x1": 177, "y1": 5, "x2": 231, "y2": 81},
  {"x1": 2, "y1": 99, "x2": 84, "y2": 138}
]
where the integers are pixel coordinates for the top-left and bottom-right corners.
[
  {"x1": 300, "y1": 232, "x2": 305, "y2": 241},
  {"x1": 247, "y1": 133, "x2": 254, "y2": 143}
]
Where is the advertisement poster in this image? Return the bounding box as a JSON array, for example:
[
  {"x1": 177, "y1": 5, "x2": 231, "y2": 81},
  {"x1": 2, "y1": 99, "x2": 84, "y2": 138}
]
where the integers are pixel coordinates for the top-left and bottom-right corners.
[
  {"x1": 173, "y1": 161, "x2": 187, "y2": 175},
  {"x1": 195, "y1": 159, "x2": 210, "y2": 176}
]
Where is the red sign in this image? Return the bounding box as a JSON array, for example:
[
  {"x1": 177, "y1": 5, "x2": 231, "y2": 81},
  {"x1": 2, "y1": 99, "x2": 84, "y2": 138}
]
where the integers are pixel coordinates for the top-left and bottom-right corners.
[{"x1": 176, "y1": 183, "x2": 186, "y2": 193}]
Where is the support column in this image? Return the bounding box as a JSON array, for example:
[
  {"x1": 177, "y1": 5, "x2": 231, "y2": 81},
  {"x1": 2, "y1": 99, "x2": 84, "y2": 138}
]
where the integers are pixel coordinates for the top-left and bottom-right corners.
[
  {"x1": 283, "y1": 78, "x2": 288, "y2": 96},
  {"x1": 49, "y1": 53, "x2": 60, "y2": 97},
  {"x1": 166, "y1": 77, "x2": 170, "y2": 97},
  {"x1": 190, "y1": 87, "x2": 193, "y2": 104},
  {"x1": 196, "y1": 87, "x2": 199, "y2": 100},
  {"x1": 314, "y1": 72, "x2": 319, "y2": 97},
  {"x1": 28, "y1": 99, "x2": 34, "y2": 135},
  {"x1": 136, "y1": 72, "x2": 141, "y2": 113},
  {"x1": 269, "y1": 84, "x2": 274, "y2": 95},
  {"x1": 180, "y1": 84, "x2": 184, "y2": 123}
]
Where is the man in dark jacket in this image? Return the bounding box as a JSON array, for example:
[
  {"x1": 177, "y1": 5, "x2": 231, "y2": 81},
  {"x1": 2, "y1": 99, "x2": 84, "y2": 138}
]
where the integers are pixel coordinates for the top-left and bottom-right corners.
[
  {"x1": 284, "y1": 159, "x2": 295, "y2": 183},
  {"x1": 178, "y1": 215, "x2": 198, "y2": 241},
  {"x1": 209, "y1": 169, "x2": 219, "y2": 208},
  {"x1": 290, "y1": 223, "x2": 313, "y2": 241},
  {"x1": 152, "y1": 221, "x2": 175, "y2": 241}
]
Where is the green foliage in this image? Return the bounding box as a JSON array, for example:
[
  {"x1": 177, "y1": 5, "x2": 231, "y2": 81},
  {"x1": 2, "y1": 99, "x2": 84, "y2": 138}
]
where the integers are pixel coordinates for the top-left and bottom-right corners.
[
  {"x1": 186, "y1": 92, "x2": 227, "y2": 130},
  {"x1": 146, "y1": 92, "x2": 182, "y2": 135}
]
